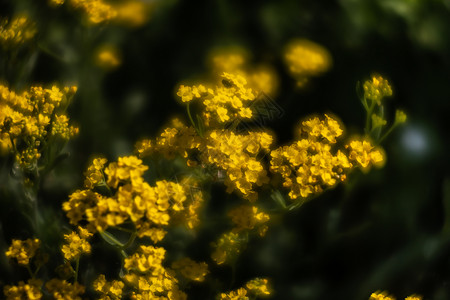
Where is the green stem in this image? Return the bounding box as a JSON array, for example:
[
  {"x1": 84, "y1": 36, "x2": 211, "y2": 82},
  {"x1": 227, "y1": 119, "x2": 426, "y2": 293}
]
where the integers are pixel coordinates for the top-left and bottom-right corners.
[
  {"x1": 364, "y1": 100, "x2": 376, "y2": 136},
  {"x1": 74, "y1": 257, "x2": 80, "y2": 282},
  {"x1": 26, "y1": 265, "x2": 34, "y2": 279},
  {"x1": 378, "y1": 123, "x2": 398, "y2": 144},
  {"x1": 186, "y1": 102, "x2": 200, "y2": 135}
]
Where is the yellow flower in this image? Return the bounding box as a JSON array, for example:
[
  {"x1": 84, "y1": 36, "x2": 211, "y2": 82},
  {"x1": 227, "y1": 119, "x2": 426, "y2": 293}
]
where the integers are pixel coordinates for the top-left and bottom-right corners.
[
  {"x1": 219, "y1": 287, "x2": 249, "y2": 300},
  {"x1": 84, "y1": 157, "x2": 108, "y2": 189},
  {"x1": 284, "y1": 39, "x2": 331, "y2": 86},
  {"x1": 245, "y1": 278, "x2": 272, "y2": 296},
  {"x1": 395, "y1": 110, "x2": 407, "y2": 124},
  {"x1": 61, "y1": 230, "x2": 91, "y2": 261},
  {"x1": 369, "y1": 291, "x2": 396, "y2": 300},
  {"x1": 95, "y1": 45, "x2": 121, "y2": 69},
  {"x1": 0, "y1": 15, "x2": 36, "y2": 46},
  {"x1": 3, "y1": 279, "x2": 43, "y2": 300},
  {"x1": 93, "y1": 274, "x2": 124, "y2": 299},
  {"x1": 45, "y1": 279, "x2": 85, "y2": 300},
  {"x1": 5, "y1": 238, "x2": 40, "y2": 265},
  {"x1": 346, "y1": 139, "x2": 385, "y2": 169},
  {"x1": 363, "y1": 75, "x2": 392, "y2": 105},
  {"x1": 171, "y1": 258, "x2": 209, "y2": 282}
]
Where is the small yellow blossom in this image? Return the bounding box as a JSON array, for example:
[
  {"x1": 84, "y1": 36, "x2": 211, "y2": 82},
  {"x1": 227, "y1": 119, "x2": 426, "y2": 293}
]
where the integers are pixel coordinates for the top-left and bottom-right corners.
[
  {"x1": 346, "y1": 139, "x2": 385, "y2": 169},
  {"x1": 363, "y1": 75, "x2": 392, "y2": 105},
  {"x1": 112, "y1": 0, "x2": 152, "y2": 27},
  {"x1": 69, "y1": 0, "x2": 117, "y2": 24},
  {"x1": 5, "y1": 238, "x2": 40, "y2": 265},
  {"x1": 405, "y1": 295, "x2": 423, "y2": 300},
  {"x1": 49, "y1": 0, "x2": 65, "y2": 5},
  {"x1": 228, "y1": 205, "x2": 269, "y2": 235},
  {"x1": 61, "y1": 229, "x2": 92, "y2": 261},
  {"x1": 93, "y1": 274, "x2": 124, "y2": 300},
  {"x1": 284, "y1": 39, "x2": 331, "y2": 86},
  {"x1": 245, "y1": 278, "x2": 272, "y2": 297},
  {"x1": 84, "y1": 157, "x2": 108, "y2": 189},
  {"x1": 219, "y1": 287, "x2": 249, "y2": 300},
  {"x1": 0, "y1": 16, "x2": 36, "y2": 46},
  {"x1": 3, "y1": 279, "x2": 43, "y2": 300},
  {"x1": 395, "y1": 110, "x2": 407, "y2": 124},
  {"x1": 96, "y1": 46, "x2": 121, "y2": 69},
  {"x1": 211, "y1": 232, "x2": 243, "y2": 265},
  {"x1": 369, "y1": 291, "x2": 396, "y2": 300},
  {"x1": 45, "y1": 279, "x2": 85, "y2": 300},
  {"x1": 171, "y1": 257, "x2": 209, "y2": 282}
]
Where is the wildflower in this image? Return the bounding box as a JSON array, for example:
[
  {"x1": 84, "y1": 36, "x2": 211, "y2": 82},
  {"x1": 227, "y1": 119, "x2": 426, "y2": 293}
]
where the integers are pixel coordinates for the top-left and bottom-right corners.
[
  {"x1": 219, "y1": 287, "x2": 248, "y2": 300},
  {"x1": 45, "y1": 279, "x2": 85, "y2": 300},
  {"x1": 69, "y1": 0, "x2": 117, "y2": 24},
  {"x1": 245, "y1": 278, "x2": 272, "y2": 297},
  {"x1": 0, "y1": 15, "x2": 36, "y2": 46},
  {"x1": 84, "y1": 157, "x2": 108, "y2": 189},
  {"x1": 61, "y1": 228, "x2": 92, "y2": 261},
  {"x1": 270, "y1": 115, "x2": 351, "y2": 200},
  {"x1": 93, "y1": 274, "x2": 124, "y2": 300},
  {"x1": 405, "y1": 295, "x2": 423, "y2": 300},
  {"x1": 369, "y1": 291, "x2": 396, "y2": 300},
  {"x1": 95, "y1": 45, "x2": 121, "y2": 69},
  {"x1": 346, "y1": 139, "x2": 385, "y2": 169},
  {"x1": 5, "y1": 238, "x2": 40, "y2": 265},
  {"x1": 228, "y1": 205, "x2": 269, "y2": 236},
  {"x1": 363, "y1": 75, "x2": 392, "y2": 105},
  {"x1": 171, "y1": 257, "x2": 209, "y2": 282},
  {"x1": 395, "y1": 110, "x2": 407, "y2": 124},
  {"x1": 284, "y1": 39, "x2": 331, "y2": 86},
  {"x1": 0, "y1": 84, "x2": 78, "y2": 169},
  {"x1": 211, "y1": 232, "x2": 243, "y2": 265},
  {"x1": 3, "y1": 279, "x2": 43, "y2": 300},
  {"x1": 49, "y1": 0, "x2": 65, "y2": 6},
  {"x1": 112, "y1": 0, "x2": 152, "y2": 27},
  {"x1": 372, "y1": 114, "x2": 387, "y2": 129}
]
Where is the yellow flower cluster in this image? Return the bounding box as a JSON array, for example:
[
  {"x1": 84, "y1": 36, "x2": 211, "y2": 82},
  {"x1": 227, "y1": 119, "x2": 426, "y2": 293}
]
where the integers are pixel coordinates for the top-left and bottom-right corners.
[
  {"x1": 0, "y1": 15, "x2": 36, "y2": 46},
  {"x1": 0, "y1": 84, "x2": 78, "y2": 168},
  {"x1": 3, "y1": 279, "x2": 43, "y2": 300},
  {"x1": 136, "y1": 118, "x2": 201, "y2": 161},
  {"x1": 49, "y1": 0, "x2": 65, "y2": 6},
  {"x1": 219, "y1": 277, "x2": 272, "y2": 299},
  {"x1": 271, "y1": 114, "x2": 386, "y2": 200},
  {"x1": 369, "y1": 291, "x2": 422, "y2": 300},
  {"x1": 284, "y1": 39, "x2": 332, "y2": 86},
  {"x1": 177, "y1": 72, "x2": 255, "y2": 124},
  {"x1": 69, "y1": 0, "x2": 117, "y2": 24},
  {"x1": 45, "y1": 279, "x2": 85, "y2": 300},
  {"x1": 93, "y1": 274, "x2": 124, "y2": 300},
  {"x1": 270, "y1": 114, "x2": 351, "y2": 199},
  {"x1": 211, "y1": 232, "x2": 243, "y2": 265},
  {"x1": 123, "y1": 245, "x2": 186, "y2": 300},
  {"x1": 63, "y1": 156, "x2": 187, "y2": 236},
  {"x1": 171, "y1": 257, "x2": 209, "y2": 282},
  {"x1": 83, "y1": 156, "x2": 107, "y2": 189},
  {"x1": 55, "y1": 0, "x2": 152, "y2": 26},
  {"x1": 346, "y1": 140, "x2": 385, "y2": 169},
  {"x1": 5, "y1": 238, "x2": 40, "y2": 265},
  {"x1": 136, "y1": 118, "x2": 273, "y2": 202},
  {"x1": 95, "y1": 45, "x2": 121, "y2": 69},
  {"x1": 363, "y1": 75, "x2": 392, "y2": 105},
  {"x1": 207, "y1": 47, "x2": 279, "y2": 96},
  {"x1": 228, "y1": 205, "x2": 269, "y2": 236},
  {"x1": 172, "y1": 175, "x2": 205, "y2": 230},
  {"x1": 204, "y1": 129, "x2": 272, "y2": 201},
  {"x1": 245, "y1": 278, "x2": 271, "y2": 297},
  {"x1": 61, "y1": 227, "x2": 92, "y2": 261}
]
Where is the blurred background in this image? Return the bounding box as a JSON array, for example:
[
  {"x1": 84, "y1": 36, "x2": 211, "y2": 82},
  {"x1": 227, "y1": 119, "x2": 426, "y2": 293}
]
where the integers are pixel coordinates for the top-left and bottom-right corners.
[{"x1": 1, "y1": 0, "x2": 450, "y2": 299}]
